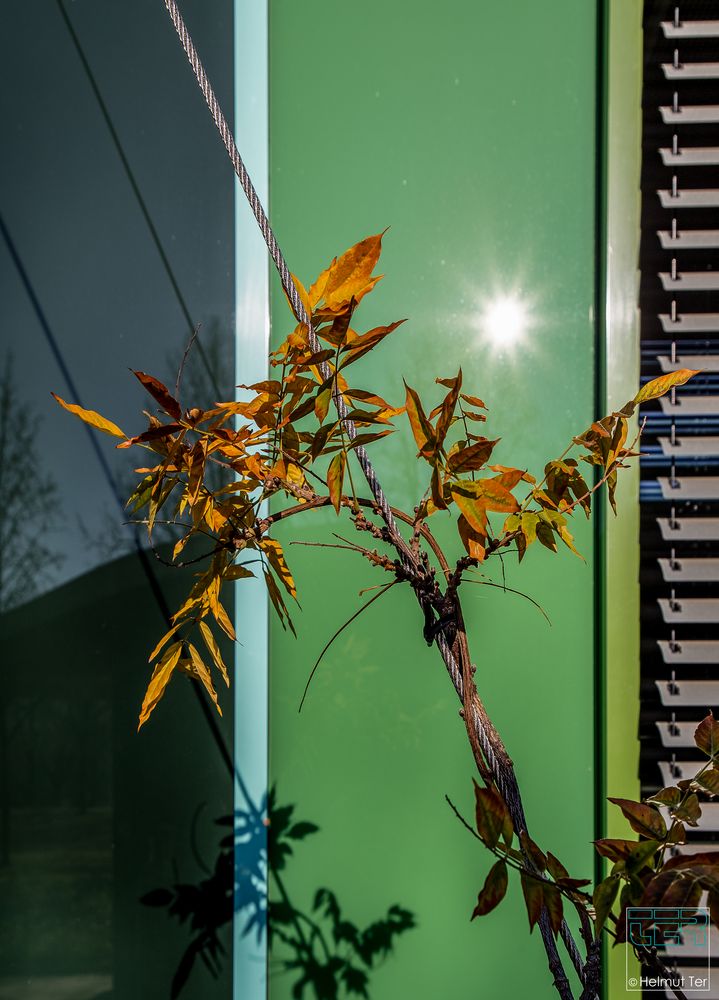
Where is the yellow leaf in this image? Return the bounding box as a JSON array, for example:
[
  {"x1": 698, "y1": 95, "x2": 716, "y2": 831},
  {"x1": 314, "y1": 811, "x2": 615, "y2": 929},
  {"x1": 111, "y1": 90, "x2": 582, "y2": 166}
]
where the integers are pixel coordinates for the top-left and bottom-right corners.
[
  {"x1": 187, "y1": 642, "x2": 222, "y2": 716},
  {"x1": 327, "y1": 450, "x2": 346, "y2": 514},
  {"x1": 52, "y1": 393, "x2": 125, "y2": 438},
  {"x1": 199, "y1": 621, "x2": 230, "y2": 687},
  {"x1": 309, "y1": 261, "x2": 333, "y2": 307},
  {"x1": 634, "y1": 368, "x2": 700, "y2": 404},
  {"x1": 288, "y1": 273, "x2": 312, "y2": 322},
  {"x1": 323, "y1": 233, "x2": 384, "y2": 310},
  {"x1": 147, "y1": 623, "x2": 182, "y2": 663},
  {"x1": 262, "y1": 538, "x2": 297, "y2": 599},
  {"x1": 172, "y1": 534, "x2": 190, "y2": 561},
  {"x1": 138, "y1": 642, "x2": 183, "y2": 730},
  {"x1": 212, "y1": 599, "x2": 236, "y2": 642}
]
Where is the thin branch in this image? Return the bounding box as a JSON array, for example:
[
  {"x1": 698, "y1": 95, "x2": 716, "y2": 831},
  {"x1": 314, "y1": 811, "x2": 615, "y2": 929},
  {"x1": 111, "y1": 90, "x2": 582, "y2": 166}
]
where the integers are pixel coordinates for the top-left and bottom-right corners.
[
  {"x1": 175, "y1": 324, "x2": 200, "y2": 399},
  {"x1": 459, "y1": 578, "x2": 552, "y2": 625},
  {"x1": 299, "y1": 582, "x2": 397, "y2": 712}
]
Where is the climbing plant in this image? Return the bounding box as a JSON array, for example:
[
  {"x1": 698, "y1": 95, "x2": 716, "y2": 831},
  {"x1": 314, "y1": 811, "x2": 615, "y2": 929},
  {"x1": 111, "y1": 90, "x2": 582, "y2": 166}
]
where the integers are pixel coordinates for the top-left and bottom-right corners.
[{"x1": 55, "y1": 231, "x2": 705, "y2": 1000}]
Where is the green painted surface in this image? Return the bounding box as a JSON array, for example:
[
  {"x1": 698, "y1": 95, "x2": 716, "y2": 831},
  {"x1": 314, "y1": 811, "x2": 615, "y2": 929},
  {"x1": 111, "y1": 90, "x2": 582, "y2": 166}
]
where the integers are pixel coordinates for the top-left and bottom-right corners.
[
  {"x1": 602, "y1": 3, "x2": 643, "y2": 997},
  {"x1": 267, "y1": 3, "x2": 598, "y2": 996}
]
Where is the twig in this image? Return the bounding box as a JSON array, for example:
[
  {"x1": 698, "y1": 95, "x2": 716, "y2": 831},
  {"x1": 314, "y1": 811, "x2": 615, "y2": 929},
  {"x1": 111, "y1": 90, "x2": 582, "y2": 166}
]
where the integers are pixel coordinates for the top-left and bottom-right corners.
[
  {"x1": 299, "y1": 582, "x2": 397, "y2": 712},
  {"x1": 175, "y1": 324, "x2": 201, "y2": 400}
]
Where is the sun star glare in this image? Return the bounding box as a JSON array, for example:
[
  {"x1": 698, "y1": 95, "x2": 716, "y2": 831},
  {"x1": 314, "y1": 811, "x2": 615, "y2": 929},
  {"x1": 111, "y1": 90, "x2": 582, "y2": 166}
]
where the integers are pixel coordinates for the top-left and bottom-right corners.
[{"x1": 482, "y1": 295, "x2": 528, "y2": 349}]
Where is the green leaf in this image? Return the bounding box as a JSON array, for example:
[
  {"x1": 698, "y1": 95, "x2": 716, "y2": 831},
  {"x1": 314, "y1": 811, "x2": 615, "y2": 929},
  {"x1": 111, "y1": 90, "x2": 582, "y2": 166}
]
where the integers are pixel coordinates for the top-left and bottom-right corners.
[
  {"x1": 593, "y1": 875, "x2": 620, "y2": 937},
  {"x1": 626, "y1": 839, "x2": 662, "y2": 874},
  {"x1": 471, "y1": 860, "x2": 508, "y2": 919}
]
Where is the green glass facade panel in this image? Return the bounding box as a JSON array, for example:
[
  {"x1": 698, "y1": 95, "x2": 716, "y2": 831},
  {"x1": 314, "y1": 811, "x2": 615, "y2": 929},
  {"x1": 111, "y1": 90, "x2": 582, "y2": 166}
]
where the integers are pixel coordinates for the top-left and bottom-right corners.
[{"x1": 268, "y1": 3, "x2": 599, "y2": 997}]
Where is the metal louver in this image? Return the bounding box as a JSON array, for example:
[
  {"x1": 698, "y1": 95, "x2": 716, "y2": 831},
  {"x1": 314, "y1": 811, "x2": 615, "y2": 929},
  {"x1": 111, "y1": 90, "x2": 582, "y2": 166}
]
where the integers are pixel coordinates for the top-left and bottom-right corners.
[{"x1": 639, "y1": 6, "x2": 719, "y2": 983}]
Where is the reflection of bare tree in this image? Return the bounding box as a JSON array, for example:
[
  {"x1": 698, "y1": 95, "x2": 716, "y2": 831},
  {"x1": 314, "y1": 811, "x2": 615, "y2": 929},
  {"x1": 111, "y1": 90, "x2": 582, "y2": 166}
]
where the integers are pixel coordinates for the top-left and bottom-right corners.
[
  {"x1": 80, "y1": 320, "x2": 234, "y2": 561},
  {"x1": 0, "y1": 352, "x2": 65, "y2": 867},
  {"x1": 0, "y1": 353, "x2": 64, "y2": 613}
]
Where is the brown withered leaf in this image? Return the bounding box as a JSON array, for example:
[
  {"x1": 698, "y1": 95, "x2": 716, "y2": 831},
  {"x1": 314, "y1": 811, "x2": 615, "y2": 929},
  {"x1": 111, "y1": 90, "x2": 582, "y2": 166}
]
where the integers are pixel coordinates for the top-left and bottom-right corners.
[
  {"x1": 460, "y1": 393, "x2": 487, "y2": 410},
  {"x1": 117, "y1": 423, "x2": 182, "y2": 450},
  {"x1": 697, "y1": 767, "x2": 719, "y2": 795},
  {"x1": 447, "y1": 438, "x2": 499, "y2": 474},
  {"x1": 641, "y1": 869, "x2": 703, "y2": 909},
  {"x1": 434, "y1": 369, "x2": 462, "y2": 448},
  {"x1": 608, "y1": 797, "x2": 667, "y2": 840},
  {"x1": 457, "y1": 514, "x2": 486, "y2": 561},
  {"x1": 674, "y1": 792, "x2": 701, "y2": 827},
  {"x1": 133, "y1": 371, "x2": 182, "y2": 420},
  {"x1": 404, "y1": 382, "x2": 435, "y2": 459},
  {"x1": 542, "y1": 884, "x2": 563, "y2": 936},
  {"x1": 474, "y1": 781, "x2": 507, "y2": 849},
  {"x1": 471, "y1": 860, "x2": 508, "y2": 919},
  {"x1": 340, "y1": 320, "x2": 405, "y2": 368},
  {"x1": 52, "y1": 393, "x2": 125, "y2": 438},
  {"x1": 519, "y1": 831, "x2": 547, "y2": 873},
  {"x1": 695, "y1": 712, "x2": 719, "y2": 758},
  {"x1": 520, "y1": 872, "x2": 544, "y2": 934}
]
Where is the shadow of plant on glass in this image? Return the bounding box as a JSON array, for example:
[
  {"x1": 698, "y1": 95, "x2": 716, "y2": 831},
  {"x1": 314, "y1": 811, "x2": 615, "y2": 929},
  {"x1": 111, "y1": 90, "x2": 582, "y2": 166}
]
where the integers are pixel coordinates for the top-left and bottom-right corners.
[{"x1": 140, "y1": 787, "x2": 415, "y2": 999}]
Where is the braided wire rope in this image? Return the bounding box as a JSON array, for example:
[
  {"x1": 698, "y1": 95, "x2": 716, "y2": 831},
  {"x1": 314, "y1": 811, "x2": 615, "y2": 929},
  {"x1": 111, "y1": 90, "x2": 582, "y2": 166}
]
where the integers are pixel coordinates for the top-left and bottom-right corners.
[
  {"x1": 161, "y1": 3, "x2": 589, "y2": 990},
  {"x1": 162, "y1": 0, "x2": 400, "y2": 543}
]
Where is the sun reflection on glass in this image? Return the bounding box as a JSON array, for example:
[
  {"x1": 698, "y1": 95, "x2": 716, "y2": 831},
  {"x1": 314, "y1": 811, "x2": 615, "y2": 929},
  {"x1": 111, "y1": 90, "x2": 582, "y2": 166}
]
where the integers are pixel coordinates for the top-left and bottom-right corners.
[{"x1": 480, "y1": 294, "x2": 529, "y2": 349}]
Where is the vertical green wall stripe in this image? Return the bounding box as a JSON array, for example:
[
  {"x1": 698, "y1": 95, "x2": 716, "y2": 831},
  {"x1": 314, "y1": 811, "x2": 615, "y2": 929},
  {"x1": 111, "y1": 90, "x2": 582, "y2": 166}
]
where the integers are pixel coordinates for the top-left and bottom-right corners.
[
  {"x1": 602, "y1": 2, "x2": 643, "y2": 997},
  {"x1": 233, "y1": 1, "x2": 269, "y2": 996}
]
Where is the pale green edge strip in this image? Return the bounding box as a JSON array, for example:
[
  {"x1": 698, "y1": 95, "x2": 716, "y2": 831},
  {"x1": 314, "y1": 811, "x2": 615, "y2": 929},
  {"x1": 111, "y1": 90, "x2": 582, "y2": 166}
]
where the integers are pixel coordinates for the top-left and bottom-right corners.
[
  {"x1": 603, "y1": 2, "x2": 643, "y2": 997},
  {"x1": 233, "y1": 1, "x2": 269, "y2": 997}
]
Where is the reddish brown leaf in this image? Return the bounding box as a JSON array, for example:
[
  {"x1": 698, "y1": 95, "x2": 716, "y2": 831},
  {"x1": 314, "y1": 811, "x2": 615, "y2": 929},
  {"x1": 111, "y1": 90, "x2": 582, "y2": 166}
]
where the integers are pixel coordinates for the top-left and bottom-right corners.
[
  {"x1": 695, "y1": 712, "x2": 719, "y2": 758},
  {"x1": 133, "y1": 371, "x2": 182, "y2": 420},
  {"x1": 474, "y1": 781, "x2": 507, "y2": 849},
  {"x1": 447, "y1": 438, "x2": 499, "y2": 474},
  {"x1": 471, "y1": 860, "x2": 508, "y2": 919},
  {"x1": 520, "y1": 872, "x2": 544, "y2": 934},
  {"x1": 404, "y1": 382, "x2": 435, "y2": 458},
  {"x1": 608, "y1": 797, "x2": 667, "y2": 840}
]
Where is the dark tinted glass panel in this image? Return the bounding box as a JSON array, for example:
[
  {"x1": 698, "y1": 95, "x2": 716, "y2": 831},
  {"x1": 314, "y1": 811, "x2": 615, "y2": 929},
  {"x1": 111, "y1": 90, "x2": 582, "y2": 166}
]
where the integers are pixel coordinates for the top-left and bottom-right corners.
[{"x1": 0, "y1": 3, "x2": 235, "y2": 997}]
